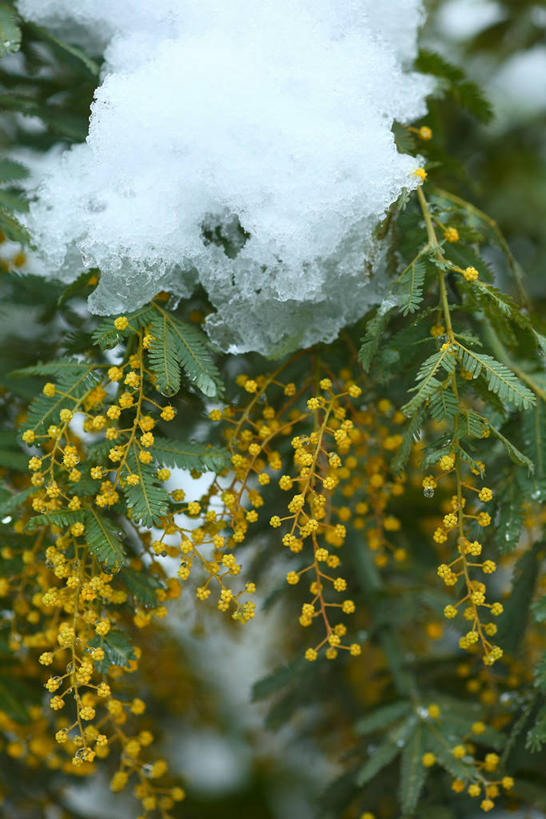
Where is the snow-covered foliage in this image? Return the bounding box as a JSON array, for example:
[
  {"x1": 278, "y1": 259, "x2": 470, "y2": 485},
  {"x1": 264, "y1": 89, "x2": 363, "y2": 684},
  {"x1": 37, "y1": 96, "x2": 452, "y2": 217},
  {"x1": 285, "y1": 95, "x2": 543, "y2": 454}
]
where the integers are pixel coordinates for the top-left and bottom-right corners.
[{"x1": 18, "y1": 0, "x2": 432, "y2": 355}]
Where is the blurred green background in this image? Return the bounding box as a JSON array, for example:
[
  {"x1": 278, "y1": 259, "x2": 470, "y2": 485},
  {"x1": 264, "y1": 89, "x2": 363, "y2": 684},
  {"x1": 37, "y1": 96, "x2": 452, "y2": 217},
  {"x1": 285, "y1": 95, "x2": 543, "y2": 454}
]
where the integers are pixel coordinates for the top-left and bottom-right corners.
[{"x1": 0, "y1": 1, "x2": 544, "y2": 817}]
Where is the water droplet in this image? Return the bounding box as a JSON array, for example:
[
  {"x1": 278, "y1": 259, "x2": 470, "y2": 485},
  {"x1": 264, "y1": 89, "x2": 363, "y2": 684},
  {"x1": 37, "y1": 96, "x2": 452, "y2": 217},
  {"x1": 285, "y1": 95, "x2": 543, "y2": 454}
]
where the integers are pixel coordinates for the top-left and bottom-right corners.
[
  {"x1": 141, "y1": 762, "x2": 154, "y2": 777},
  {"x1": 66, "y1": 661, "x2": 74, "y2": 673},
  {"x1": 75, "y1": 747, "x2": 87, "y2": 759},
  {"x1": 423, "y1": 487, "x2": 435, "y2": 498}
]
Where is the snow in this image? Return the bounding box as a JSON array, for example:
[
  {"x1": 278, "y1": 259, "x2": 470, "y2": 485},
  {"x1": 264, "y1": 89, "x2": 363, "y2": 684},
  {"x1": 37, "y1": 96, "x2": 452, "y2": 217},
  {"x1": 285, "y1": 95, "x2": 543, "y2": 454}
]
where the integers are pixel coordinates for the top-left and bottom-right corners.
[{"x1": 17, "y1": 0, "x2": 432, "y2": 355}]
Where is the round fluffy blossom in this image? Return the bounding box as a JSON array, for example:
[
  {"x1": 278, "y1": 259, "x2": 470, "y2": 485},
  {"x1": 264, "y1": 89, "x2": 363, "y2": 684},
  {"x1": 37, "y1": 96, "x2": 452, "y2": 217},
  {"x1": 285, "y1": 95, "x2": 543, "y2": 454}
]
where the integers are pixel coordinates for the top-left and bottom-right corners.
[{"x1": 19, "y1": 0, "x2": 433, "y2": 355}]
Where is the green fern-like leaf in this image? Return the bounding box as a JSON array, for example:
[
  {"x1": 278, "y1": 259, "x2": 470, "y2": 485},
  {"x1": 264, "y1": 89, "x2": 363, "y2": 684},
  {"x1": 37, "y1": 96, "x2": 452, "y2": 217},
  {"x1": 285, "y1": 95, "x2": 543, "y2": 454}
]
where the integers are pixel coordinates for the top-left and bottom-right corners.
[
  {"x1": 497, "y1": 544, "x2": 541, "y2": 653},
  {"x1": 488, "y1": 424, "x2": 535, "y2": 472},
  {"x1": 13, "y1": 357, "x2": 92, "y2": 378},
  {"x1": 26, "y1": 509, "x2": 84, "y2": 531},
  {"x1": 118, "y1": 567, "x2": 163, "y2": 608},
  {"x1": 495, "y1": 478, "x2": 523, "y2": 554},
  {"x1": 92, "y1": 306, "x2": 155, "y2": 349},
  {"x1": 391, "y1": 412, "x2": 424, "y2": 473},
  {"x1": 0, "y1": 158, "x2": 28, "y2": 184},
  {"x1": 147, "y1": 313, "x2": 182, "y2": 396},
  {"x1": 123, "y1": 444, "x2": 170, "y2": 527},
  {"x1": 425, "y1": 731, "x2": 478, "y2": 782},
  {"x1": 24, "y1": 22, "x2": 99, "y2": 77},
  {"x1": 0, "y1": 205, "x2": 30, "y2": 245},
  {"x1": 0, "y1": 488, "x2": 33, "y2": 517},
  {"x1": 456, "y1": 345, "x2": 535, "y2": 410},
  {"x1": 523, "y1": 397, "x2": 546, "y2": 486},
  {"x1": 152, "y1": 437, "x2": 228, "y2": 473},
  {"x1": 400, "y1": 722, "x2": 427, "y2": 817},
  {"x1": 429, "y1": 387, "x2": 459, "y2": 421},
  {"x1": 355, "y1": 701, "x2": 411, "y2": 736},
  {"x1": 359, "y1": 301, "x2": 395, "y2": 372},
  {"x1": 87, "y1": 629, "x2": 135, "y2": 673},
  {"x1": 402, "y1": 349, "x2": 456, "y2": 417},
  {"x1": 23, "y1": 365, "x2": 99, "y2": 434},
  {"x1": 415, "y1": 49, "x2": 493, "y2": 123},
  {"x1": 149, "y1": 307, "x2": 224, "y2": 398},
  {"x1": 463, "y1": 410, "x2": 487, "y2": 438},
  {"x1": 397, "y1": 253, "x2": 428, "y2": 316},
  {"x1": 84, "y1": 508, "x2": 126, "y2": 572},
  {"x1": 355, "y1": 715, "x2": 417, "y2": 786}
]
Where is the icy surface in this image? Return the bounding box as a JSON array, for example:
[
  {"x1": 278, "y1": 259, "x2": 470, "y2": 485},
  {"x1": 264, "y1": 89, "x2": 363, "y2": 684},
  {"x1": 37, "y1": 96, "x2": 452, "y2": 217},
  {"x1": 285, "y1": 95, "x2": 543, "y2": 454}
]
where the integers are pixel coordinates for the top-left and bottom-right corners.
[{"x1": 18, "y1": 0, "x2": 432, "y2": 355}]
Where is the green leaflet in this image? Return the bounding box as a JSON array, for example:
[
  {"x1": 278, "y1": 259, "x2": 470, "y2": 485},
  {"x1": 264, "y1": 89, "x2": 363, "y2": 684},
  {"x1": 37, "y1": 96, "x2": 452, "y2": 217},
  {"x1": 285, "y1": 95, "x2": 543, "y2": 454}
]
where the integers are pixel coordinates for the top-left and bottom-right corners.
[
  {"x1": 23, "y1": 364, "x2": 99, "y2": 434},
  {"x1": 147, "y1": 312, "x2": 182, "y2": 396},
  {"x1": 400, "y1": 722, "x2": 427, "y2": 817},
  {"x1": 152, "y1": 436, "x2": 229, "y2": 473},
  {"x1": 26, "y1": 509, "x2": 84, "y2": 531},
  {"x1": 462, "y1": 410, "x2": 487, "y2": 438},
  {"x1": 526, "y1": 703, "x2": 546, "y2": 752},
  {"x1": 391, "y1": 411, "x2": 424, "y2": 473},
  {"x1": 356, "y1": 714, "x2": 417, "y2": 786},
  {"x1": 92, "y1": 306, "x2": 156, "y2": 349},
  {"x1": 415, "y1": 49, "x2": 493, "y2": 123},
  {"x1": 84, "y1": 508, "x2": 126, "y2": 572},
  {"x1": 57, "y1": 270, "x2": 99, "y2": 307},
  {"x1": 118, "y1": 567, "x2": 163, "y2": 608},
  {"x1": 12, "y1": 357, "x2": 93, "y2": 378},
  {"x1": 444, "y1": 243, "x2": 494, "y2": 284},
  {"x1": 0, "y1": 158, "x2": 28, "y2": 183},
  {"x1": 0, "y1": 487, "x2": 33, "y2": 516},
  {"x1": 392, "y1": 121, "x2": 416, "y2": 155},
  {"x1": 495, "y1": 478, "x2": 524, "y2": 554},
  {"x1": 124, "y1": 444, "x2": 170, "y2": 528},
  {"x1": 523, "y1": 397, "x2": 546, "y2": 487},
  {"x1": 0, "y1": 205, "x2": 30, "y2": 245},
  {"x1": 532, "y1": 595, "x2": 546, "y2": 624},
  {"x1": 397, "y1": 253, "x2": 428, "y2": 316},
  {"x1": 148, "y1": 308, "x2": 224, "y2": 398},
  {"x1": 358, "y1": 301, "x2": 395, "y2": 372},
  {"x1": 428, "y1": 388, "x2": 458, "y2": 421},
  {"x1": 402, "y1": 348, "x2": 456, "y2": 417},
  {"x1": 497, "y1": 543, "x2": 542, "y2": 654},
  {"x1": 24, "y1": 22, "x2": 99, "y2": 77},
  {"x1": 426, "y1": 731, "x2": 478, "y2": 782},
  {"x1": 0, "y1": 2, "x2": 21, "y2": 58},
  {"x1": 0, "y1": 188, "x2": 27, "y2": 213},
  {"x1": 251, "y1": 657, "x2": 307, "y2": 701},
  {"x1": 488, "y1": 424, "x2": 534, "y2": 472},
  {"x1": 456, "y1": 345, "x2": 535, "y2": 410},
  {"x1": 0, "y1": 94, "x2": 88, "y2": 142},
  {"x1": 355, "y1": 700, "x2": 412, "y2": 735},
  {"x1": 87, "y1": 629, "x2": 135, "y2": 673},
  {"x1": 534, "y1": 657, "x2": 546, "y2": 694}
]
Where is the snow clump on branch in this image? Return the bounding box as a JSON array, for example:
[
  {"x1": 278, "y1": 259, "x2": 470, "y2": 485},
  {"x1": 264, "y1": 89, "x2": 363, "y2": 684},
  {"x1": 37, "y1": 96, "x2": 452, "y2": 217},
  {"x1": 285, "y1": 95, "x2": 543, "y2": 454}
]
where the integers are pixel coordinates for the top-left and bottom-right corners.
[{"x1": 18, "y1": 0, "x2": 432, "y2": 355}]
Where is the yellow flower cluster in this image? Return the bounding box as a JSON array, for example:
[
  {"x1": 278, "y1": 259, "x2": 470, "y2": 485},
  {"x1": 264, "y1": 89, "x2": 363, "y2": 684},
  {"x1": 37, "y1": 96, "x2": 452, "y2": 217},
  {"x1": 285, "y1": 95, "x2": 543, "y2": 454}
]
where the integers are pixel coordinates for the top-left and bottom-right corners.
[
  {"x1": 426, "y1": 460, "x2": 503, "y2": 664},
  {"x1": 7, "y1": 325, "x2": 195, "y2": 811}
]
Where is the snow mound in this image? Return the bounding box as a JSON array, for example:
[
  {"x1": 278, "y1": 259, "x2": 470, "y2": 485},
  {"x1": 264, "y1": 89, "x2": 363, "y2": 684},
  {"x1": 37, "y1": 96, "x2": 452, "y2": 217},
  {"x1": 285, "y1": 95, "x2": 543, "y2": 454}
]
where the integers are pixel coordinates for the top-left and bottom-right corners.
[{"x1": 18, "y1": 0, "x2": 432, "y2": 355}]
